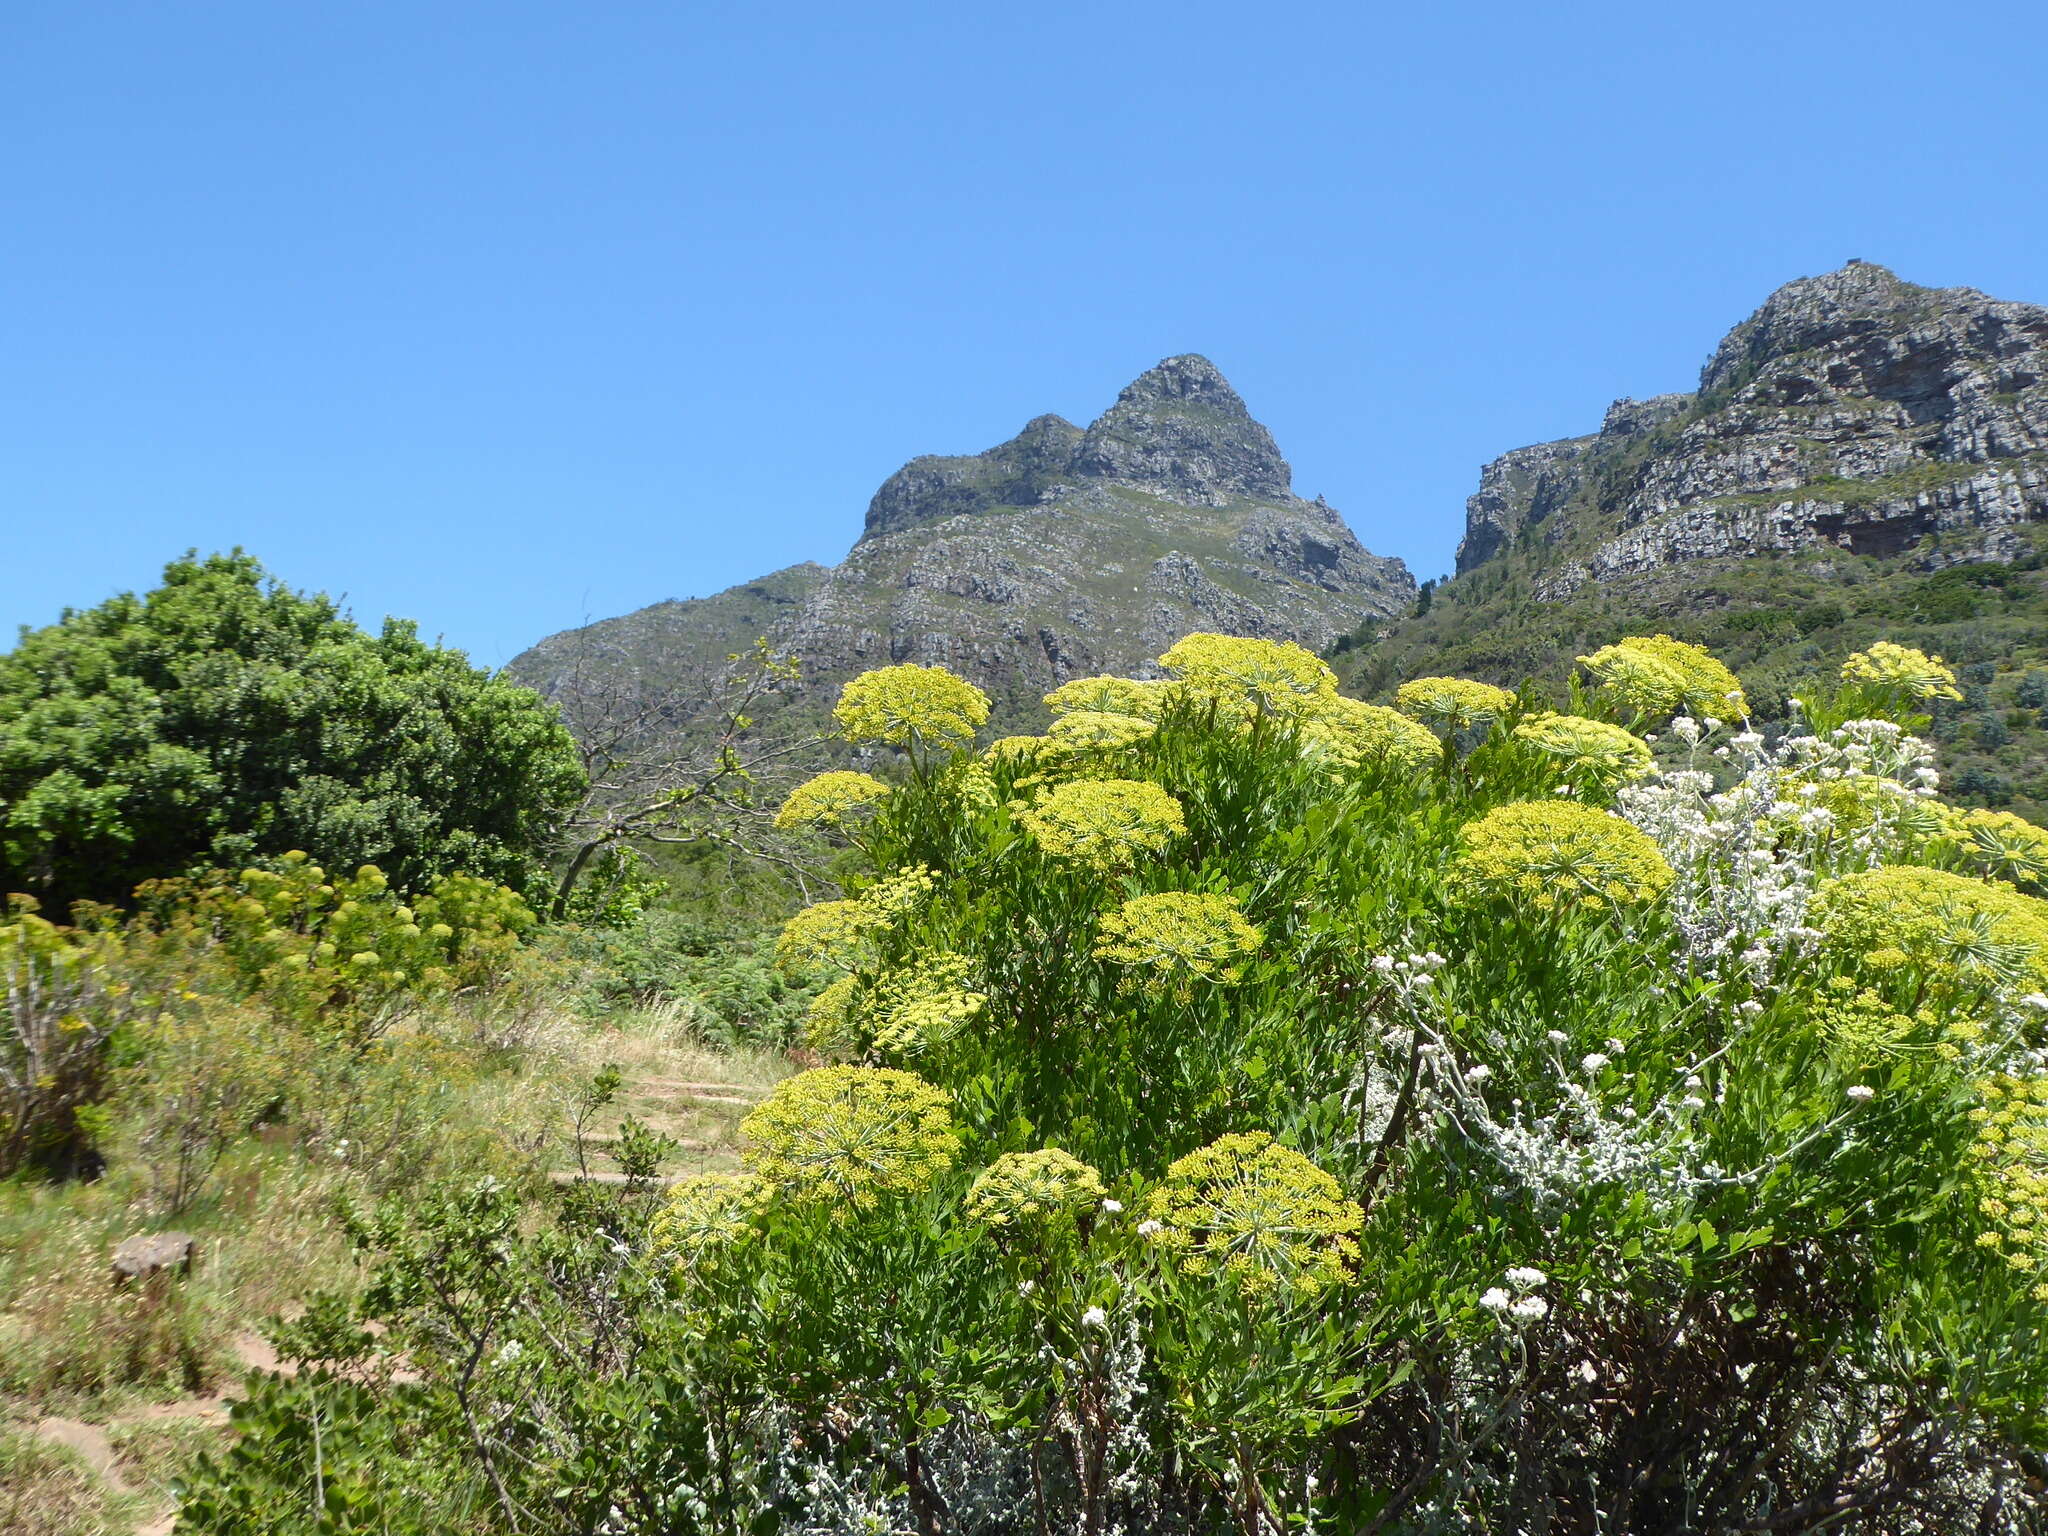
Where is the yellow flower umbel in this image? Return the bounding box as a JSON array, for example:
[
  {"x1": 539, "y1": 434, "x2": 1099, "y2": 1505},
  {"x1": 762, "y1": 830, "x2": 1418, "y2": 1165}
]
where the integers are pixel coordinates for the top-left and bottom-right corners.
[
  {"x1": 834, "y1": 663, "x2": 991, "y2": 748},
  {"x1": 1511, "y1": 713, "x2": 1655, "y2": 793},
  {"x1": 1812, "y1": 978, "x2": 1942, "y2": 1068},
  {"x1": 965, "y1": 1148, "x2": 1108, "y2": 1231},
  {"x1": 774, "y1": 899, "x2": 883, "y2": 974},
  {"x1": 774, "y1": 771, "x2": 891, "y2": 831},
  {"x1": 772, "y1": 866, "x2": 937, "y2": 975},
  {"x1": 1141, "y1": 1132, "x2": 1362, "y2": 1301},
  {"x1": 741, "y1": 1066, "x2": 959, "y2": 1211},
  {"x1": 1094, "y1": 892, "x2": 1263, "y2": 985},
  {"x1": 1956, "y1": 809, "x2": 2048, "y2": 892},
  {"x1": 865, "y1": 951, "x2": 987, "y2": 1054},
  {"x1": 1303, "y1": 696, "x2": 1443, "y2": 774},
  {"x1": 803, "y1": 974, "x2": 861, "y2": 1049},
  {"x1": 1452, "y1": 801, "x2": 1675, "y2": 913},
  {"x1": 1578, "y1": 635, "x2": 1748, "y2": 720},
  {"x1": 1044, "y1": 675, "x2": 1178, "y2": 720},
  {"x1": 1969, "y1": 1075, "x2": 2048, "y2": 1291},
  {"x1": 1841, "y1": 642, "x2": 1963, "y2": 702},
  {"x1": 1048, "y1": 710, "x2": 1160, "y2": 753},
  {"x1": 1810, "y1": 866, "x2": 2048, "y2": 994},
  {"x1": 1394, "y1": 677, "x2": 1517, "y2": 733},
  {"x1": 1157, "y1": 634, "x2": 1336, "y2": 721},
  {"x1": 651, "y1": 1172, "x2": 771, "y2": 1278},
  {"x1": 1018, "y1": 778, "x2": 1188, "y2": 871}
]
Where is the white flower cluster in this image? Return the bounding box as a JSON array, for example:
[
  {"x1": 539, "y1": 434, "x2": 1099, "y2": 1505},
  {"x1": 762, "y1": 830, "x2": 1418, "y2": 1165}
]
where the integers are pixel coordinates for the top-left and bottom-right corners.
[
  {"x1": 1447, "y1": 1043, "x2": 1727, "y2": 1213},
  {"x1": 1479, "y1": 1265, "x2": 1549, "y2": 1323},
  {"x1": 1618, "y1": 717, "x2": 1939, "y2": 986}
]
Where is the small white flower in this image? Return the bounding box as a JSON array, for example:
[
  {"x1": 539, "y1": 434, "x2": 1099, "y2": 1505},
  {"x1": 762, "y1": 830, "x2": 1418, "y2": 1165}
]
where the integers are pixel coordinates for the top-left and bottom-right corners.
[
  {"x1": 1136, "y1": 1219, "x2": 1163, "y2": 1238},
  {"x1": 1081, "y1": 1306, "x2": 1109, "y2": 1330},
  {"x1": 1100, "y1": 1198, "x2": 1124, "y2": 1214},
  {"x1": 1704, "y1": 718, "x2": 1723, "y2": 733},
  {"x1": 1464, "y1": 1063, "x2": 1492, "y2": 1083},
  {"x1": 1505, "y1": 1266, "x2": 1547, "y2": 1291},
  {"x1": 1510, "y1": 1295, "x2": 1549, "y2": 1321},
  {"x1": 1479, "y1": 1287, "x2": 1512, "y2": 1313},
  {"x1": 1581, "y1": 1053, "x2": 1611, "y2": 1074},
  {"x1": 1684, "y1": 1075, "x2": 1703, "y2": 1090},
  {"x1": 1846, "y1": 1084, "x2": 1876, "y2": 1104},
  {"x1": 1018, "y1": 1280, "x2": 1036, "y2": 1297},
  {"x1": 1681, "y1": 1095, "x2": 1707, "y2": 1111},
  {"x1": 494, "y1": 1340, "x2": 524, "y2": 1366},
  {"x1": 1371, "y1": 955, "x2": 1397, "y2": 974},
  {"x1": 1577, "y1": 1360, "x2": 1598, "y2": 1384},
  {"x1": 1547, "y1": 1030, "x2": 1569, "y2": 1045},
  {"x1": 2022, "y1": 994, "x2": 2048, "y2": 1013}
]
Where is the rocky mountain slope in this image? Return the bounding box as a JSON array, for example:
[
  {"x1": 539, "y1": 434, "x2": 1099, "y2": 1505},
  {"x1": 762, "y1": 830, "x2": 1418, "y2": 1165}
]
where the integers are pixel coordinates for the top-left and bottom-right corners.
[
  {"x1": 513, "y1": 356, "x2": 1413, "y2": 724},
  {"x1": 1339, "y1": 260, "x2": 2048, "y2": 819}
]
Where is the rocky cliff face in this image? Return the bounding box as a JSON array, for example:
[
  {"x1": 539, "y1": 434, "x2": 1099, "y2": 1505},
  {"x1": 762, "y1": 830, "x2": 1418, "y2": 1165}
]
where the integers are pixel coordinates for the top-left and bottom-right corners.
[
  {"x1": 1453, "y1": 262, "x2": 2048, "y2": 590},
  {"x1": 513, "y1": 356, "x2": 1413, "y2": 724}
]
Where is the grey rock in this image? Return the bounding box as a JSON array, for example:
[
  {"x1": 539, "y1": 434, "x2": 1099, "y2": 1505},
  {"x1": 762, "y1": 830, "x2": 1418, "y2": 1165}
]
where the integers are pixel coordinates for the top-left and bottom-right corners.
[{"x1": 111, "y1": 1231, "x2": 196, "y2": 1285}]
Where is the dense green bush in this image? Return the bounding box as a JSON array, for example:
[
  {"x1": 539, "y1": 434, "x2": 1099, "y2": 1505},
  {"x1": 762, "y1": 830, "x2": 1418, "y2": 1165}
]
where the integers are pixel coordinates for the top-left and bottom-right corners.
[
  {"x1": 180, "y1": 635, "x2": 2048, "y2": 1534},
  {"x1": 0, "y1": 551, "x2": 584, "y2": 912}
]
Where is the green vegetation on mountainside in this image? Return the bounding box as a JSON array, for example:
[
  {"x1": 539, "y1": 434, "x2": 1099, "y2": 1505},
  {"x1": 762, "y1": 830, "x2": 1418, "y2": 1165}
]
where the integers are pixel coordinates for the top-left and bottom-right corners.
[{"x1": 1336, "y1": 524, "x2": 2048, "y2": 821}]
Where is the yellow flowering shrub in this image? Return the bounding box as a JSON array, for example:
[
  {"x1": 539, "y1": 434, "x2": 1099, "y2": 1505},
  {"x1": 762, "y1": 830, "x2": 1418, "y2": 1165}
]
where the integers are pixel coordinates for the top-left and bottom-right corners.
[
  {"x1": 1093, "y1": 892, "x2": 1262, "y2": 985},
  {"x1": 834, "y1": 663, "x2": 991, "y2": 748},
  {"x1": 1018, "y1": 778, "x2": 1188, "y2": 871},
  {"x1": 774, "y1": 899, "x2": 884, "y2": 975},
  {"x1": 802, "y1": 973, "x2": 861, "y2": 1049},
  {"x1": 1141, "y1": 1132, "x2": 1362, "y2": 1301},
  {"x1": 741, "y1": 1066, "x2": 959, "y2": 1210},
  {"x1": 774, "y1": 771, "x2": 891, "y2": 831},
  {"x1": 1809, "y1": 866, "x2": 2048, "y2": 993},
  {"x1": 1451, "y1": 801, "x2": 1674, "y2": 913},
  {"x1": 1811, "y1": 978, "x2": 1948, "y2": 1067},
  {"x1": 1579, "y1": 635, "x2": 1748, "y2": 720},
  {"x1": 1048, "y1": 710, "x2": 1159, "y2": 753},
  {"x1": 1157, "y1": 634, "x2": 1336, "y2": 721},
  {"x1": 1511, "y1": 712, "x2": 1655, "y2": 791},
  {"x1": 773, "y1": 867, "x2": 939, "y2": 975},
  {"x1": 1956, "y1": 809, "x2": 2048, "y2": 892},
  {"x1": 1043, "y1": 676, "x2": 1178, "y2": 720},
  {"x1": 1971, "y1": 1075, "x2": 2048, "y2": 1290},
  {"x1": 651, "y1": 1172, "x2": 772, "y2": 1277},
  {"x1": 1841, "y1": 642, "x2": 1963, "y2": 701},
  {"x1": 1302, "y1": 695, "x2": 1442, "y2": 773},
  {"x1": 865, "y1": 951, "x2": 987, "y2": 1054},
  {"x1": 983, "y1": 734, "x2": 1062, "y2": 766},
  {"x1": 1394, "y1": 676, "x2": 1517, "y2": 731},
  {"x1": 964, "y1": 1148, "x2": 1107, "y2": 1230}
]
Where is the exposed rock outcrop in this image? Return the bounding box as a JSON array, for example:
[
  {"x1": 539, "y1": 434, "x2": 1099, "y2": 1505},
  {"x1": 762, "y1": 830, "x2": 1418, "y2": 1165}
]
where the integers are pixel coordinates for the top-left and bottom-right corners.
[{"x1": 1453, "y1": 263, "x2": 2048, "y2": 591}]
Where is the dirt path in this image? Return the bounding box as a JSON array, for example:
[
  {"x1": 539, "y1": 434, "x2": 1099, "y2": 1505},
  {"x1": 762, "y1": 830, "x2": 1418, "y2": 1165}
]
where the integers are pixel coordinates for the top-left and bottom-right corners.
[{"x1": 28, "y1": 1044, "x2": 784, "y2": 1534}]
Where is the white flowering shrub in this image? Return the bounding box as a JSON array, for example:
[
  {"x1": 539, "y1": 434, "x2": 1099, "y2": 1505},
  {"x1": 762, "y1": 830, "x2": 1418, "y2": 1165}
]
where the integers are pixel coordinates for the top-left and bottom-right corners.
[{"x1": 184, "y1": 636, "x2": 2048, "y2": 1535}]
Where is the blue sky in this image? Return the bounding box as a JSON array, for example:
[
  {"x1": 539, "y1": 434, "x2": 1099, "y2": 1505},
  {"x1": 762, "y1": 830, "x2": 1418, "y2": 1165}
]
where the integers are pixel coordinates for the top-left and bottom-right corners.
[{"x1": 5, "y1": 1, "x2": 2046, "y2": 667}]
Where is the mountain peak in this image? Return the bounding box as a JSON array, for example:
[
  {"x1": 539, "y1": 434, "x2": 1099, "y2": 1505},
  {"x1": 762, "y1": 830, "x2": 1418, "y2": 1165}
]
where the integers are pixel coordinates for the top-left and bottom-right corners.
[
  {"x1": 1112, "y1": 354, "x2": 1249, "y2": 412},
  {"x1": 1072, "y1": 354, "x2": 1291, "y2": 503},
  {"x1": 1698, "y1": 260, "x2": 1937, "y2": 393}
]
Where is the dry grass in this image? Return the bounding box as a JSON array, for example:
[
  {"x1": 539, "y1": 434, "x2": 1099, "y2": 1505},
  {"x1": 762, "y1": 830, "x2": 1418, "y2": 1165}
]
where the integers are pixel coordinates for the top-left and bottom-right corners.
[
  {"x1": 0, "y1": 992, "x2": 785, "y2": 1528},
  {"x1": 0, "y1": 1424, "x2": 136, "y2": 1536}
]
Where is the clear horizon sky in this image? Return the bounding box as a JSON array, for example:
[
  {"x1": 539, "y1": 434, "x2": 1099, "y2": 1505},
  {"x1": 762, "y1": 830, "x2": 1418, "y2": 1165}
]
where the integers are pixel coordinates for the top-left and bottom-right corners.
[{"x1": 6, "y1": 1, "x2": 2047, "y2": 667}]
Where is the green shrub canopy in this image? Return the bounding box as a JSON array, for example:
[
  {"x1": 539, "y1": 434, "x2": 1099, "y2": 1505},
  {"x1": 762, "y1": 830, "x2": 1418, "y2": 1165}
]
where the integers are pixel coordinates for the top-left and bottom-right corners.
[{"x1": 0, "y1": 552, "x2": 584, "y2": 910}]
